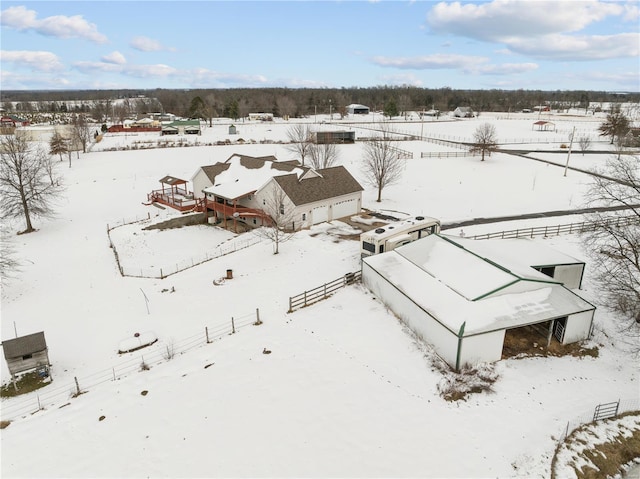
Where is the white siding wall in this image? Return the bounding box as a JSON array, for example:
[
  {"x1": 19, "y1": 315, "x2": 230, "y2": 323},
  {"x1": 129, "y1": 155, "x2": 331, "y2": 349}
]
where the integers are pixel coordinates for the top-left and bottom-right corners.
[
  {"x1": 192, "y1": 170, "x2": 212, "y2": 199},
  {"x1": 562, "y1": 309, "x2": 594, "y2": 344},
  {"x1": 459, "y1": 331, "x2": 505, "y2": 368},
  {"x1": 362, "y1": 262, "x2": 460, "y2": 368},
  {"x1": 553, "y1": 264, "x2": 584, "y2": 289}
]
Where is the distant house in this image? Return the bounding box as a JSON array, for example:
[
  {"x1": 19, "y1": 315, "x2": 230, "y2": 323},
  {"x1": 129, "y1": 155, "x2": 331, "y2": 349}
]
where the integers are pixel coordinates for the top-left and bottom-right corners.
[
  {"x1": 315, "y1": 130, "x2": 355, "y2": 144},
  {"x1": 2, "y1": 331, "x2": 51, "y2": 381},
  {"x1": 229, "y1": 125, "x2": 237, "y2": 135},
  {"x1": 248, "y1": 113, "x2": 274, "y2": 121},
  {"x1": 533, "y1": 120, "x2": 556, "y2": 131},
  {"x1": 362, "y1": 235, "x2": 595, "y2": 371},
  {"x1": 347, "y1": 104, "x2": 370, "y2": 115},
  {"x1": 533, "y1": 105, "x2": 551, "y2": 112},
  {"x1": 192, "y1": 154, "x2": 363, "y2": 231},
  {"x1": 0, "y1": 115, "x2": 30, "y2": 127},
  {"x1": 453, "y1": 107, "x2": 474, "y2": 118}
]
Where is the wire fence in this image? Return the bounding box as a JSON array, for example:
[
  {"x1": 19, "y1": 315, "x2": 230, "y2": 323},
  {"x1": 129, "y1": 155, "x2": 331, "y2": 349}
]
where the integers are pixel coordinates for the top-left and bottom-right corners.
[
  {"x1": 106, "y1": 217, "x2": 264, "y2": 279},
  {"x1": 557, "y1": 397, "x2": 640, "y2": 443},
  {"x1": 1, "y1": 309, "x2": 263, "y2": 422}
]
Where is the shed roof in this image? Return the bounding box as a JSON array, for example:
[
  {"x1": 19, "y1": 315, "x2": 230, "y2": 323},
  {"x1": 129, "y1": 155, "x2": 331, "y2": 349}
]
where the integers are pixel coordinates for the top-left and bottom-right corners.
[
  {"x1": 159, "y1": 175, "x2": 187, "y2": 186},
  {"x1": 274, "y1": 166, "x2": 364, "y2": 206},
  {"x1": 363, "y1": 235, "x2": 594, "y2": 336},
  {"x1": 2, "y1": 332, "x2": 47, "y2": 359}
]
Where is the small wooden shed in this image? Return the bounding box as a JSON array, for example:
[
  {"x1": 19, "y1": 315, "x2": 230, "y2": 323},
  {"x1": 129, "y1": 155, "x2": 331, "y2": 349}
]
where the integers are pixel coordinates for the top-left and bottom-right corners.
[{"x1": 2, "y1": 331, "x2": 51, "y2": 379}]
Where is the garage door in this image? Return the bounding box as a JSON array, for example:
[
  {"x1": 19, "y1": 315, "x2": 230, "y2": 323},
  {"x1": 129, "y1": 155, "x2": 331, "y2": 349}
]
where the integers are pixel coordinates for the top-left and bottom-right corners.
[
  {"x1": 312, "y1": 205, "x2": 329, "y2": 224},
  {"x1": 332, "y1": 198, "x2": 357, "y2": 219}
]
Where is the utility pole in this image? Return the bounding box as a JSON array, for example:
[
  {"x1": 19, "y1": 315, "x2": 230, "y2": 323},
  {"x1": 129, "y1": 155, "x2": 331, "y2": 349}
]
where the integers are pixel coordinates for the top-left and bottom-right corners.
[{"x1": 564, "y1": 126, "x2": 576, "y2": 177}]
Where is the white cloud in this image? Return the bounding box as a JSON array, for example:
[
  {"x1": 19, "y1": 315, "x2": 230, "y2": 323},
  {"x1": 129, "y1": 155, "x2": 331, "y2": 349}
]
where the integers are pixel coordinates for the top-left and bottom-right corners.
[
  {"x1": 0, "y1": 6, "x2": 107, "y2": 43},
  {"x1": 0, "y1": 50, "x2": 64, "y2": 72},
  {"x1": 426, "y1": 0, "x2": 623, "y2": 40},
  {"x1": 102, "y1": 51, "x2": 127, "y2": 65},
  {"x1": 0, "y1": 5, "x2": 37, "y2": 29},
  {"x1": 1, "y1": 70, "x2": 70, "y2": 89},
  {"x1": 371, "y1": 53, "x2": 537, "y2": 76},
  {"x1": 507, "y1": 33, "x2": 640, "y2": 60},
  {"x1": 425, "y1": 0, "x2": 636, "y2": 61},
  {"x1": 372, "y1": 53, "x2": 488, "y2": 70},
  {"x1": 73, "y1": 61, "x2": 124, "y2": 74},
  {"x1": 377, "y1": 73, "x2": 424, "y2": 87},
  {"x1": 130, "y1": 36, "x2": 168, "y2": 52},
  {"x1": 124, "y1": 64, "x2": 178, "y2": 78}
]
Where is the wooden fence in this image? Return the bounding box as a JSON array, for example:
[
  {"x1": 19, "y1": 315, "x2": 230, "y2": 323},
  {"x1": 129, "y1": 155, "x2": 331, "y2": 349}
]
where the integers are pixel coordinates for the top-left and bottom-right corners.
[
  {"x1": 421, "y1": 151, "x2": 478, "y2": 158},
  {"x1": 288, "y1": 271, "x2": 361, "y2": 313},
  {"x1": 470, "y1": 215, "x2": 638, "y2": 240}
]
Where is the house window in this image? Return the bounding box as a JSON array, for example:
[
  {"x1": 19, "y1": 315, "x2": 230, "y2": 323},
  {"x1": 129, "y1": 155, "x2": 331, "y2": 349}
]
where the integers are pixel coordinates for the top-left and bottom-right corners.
[
  {"x1": 22, "y1": 353, "x2": 33, "y2": 360},
  {"x1": 302, "y1": 213, "x2": 306, "y2": 221},
  {"x1": 263, "y1": 199, "x2": 266, "y2": 205},
  {"x1": 247, "y1": 194, "x2": 252, "y2": 200},
  {"x1": 280, "y1": 204, "x2": 284, "y2": 214}
]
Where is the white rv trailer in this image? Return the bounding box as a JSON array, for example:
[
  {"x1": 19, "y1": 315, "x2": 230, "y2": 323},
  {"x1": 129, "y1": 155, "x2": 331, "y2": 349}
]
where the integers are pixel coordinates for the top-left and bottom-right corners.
[{"x1": 360, "y1": 216, "x2": 441, "y2": 257}]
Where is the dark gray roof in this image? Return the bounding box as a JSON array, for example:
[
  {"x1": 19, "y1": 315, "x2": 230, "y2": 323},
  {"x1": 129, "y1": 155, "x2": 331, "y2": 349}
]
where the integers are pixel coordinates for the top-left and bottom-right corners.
[
  {"x1": 273, "y1": 166, "x2": 363, "y2": 206},
  {"x1": 2, "y1": 332, "x2": 47, "y2": 359}
]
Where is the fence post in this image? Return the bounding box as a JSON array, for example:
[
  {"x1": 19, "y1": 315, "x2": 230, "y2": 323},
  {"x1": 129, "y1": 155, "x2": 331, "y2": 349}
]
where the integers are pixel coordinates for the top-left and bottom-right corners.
[
  {"x1": 74, "y1": 377, "x2": 81, "y2": 396},
  {"x1": 112, "y1": 368, "x2": 116, "y2": 381},
  {"x1": 205, "y1": 326, "x2": 210, "y2": 343},
  {"x1": 37, "y1": 394, "x2": 42, "y2": 411},
  {"x1": 255, "y1": 308, "x2": 262, "y2": 325},
  {"x1": 231, "y1": 317, "x2": 235, "y2": 334}
]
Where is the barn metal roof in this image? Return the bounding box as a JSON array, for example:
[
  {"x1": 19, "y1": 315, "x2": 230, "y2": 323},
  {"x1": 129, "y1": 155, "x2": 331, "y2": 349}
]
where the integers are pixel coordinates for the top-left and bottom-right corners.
[
  {"x1": 2, "y1": 331, "x2": 47, "y2": 359},
  {"x1": 363, "y1": 235, "x2": 595, "y2": 336}
]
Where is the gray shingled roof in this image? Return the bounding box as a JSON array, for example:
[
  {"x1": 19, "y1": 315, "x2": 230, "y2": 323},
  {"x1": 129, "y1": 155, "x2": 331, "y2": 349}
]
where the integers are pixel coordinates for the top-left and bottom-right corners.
[
  {"x1": 273, "y1": 166, "x2": 363, "y2": 206},
  {"x1": 2, "y1": 332, "x2": 47, "y2": 359}
]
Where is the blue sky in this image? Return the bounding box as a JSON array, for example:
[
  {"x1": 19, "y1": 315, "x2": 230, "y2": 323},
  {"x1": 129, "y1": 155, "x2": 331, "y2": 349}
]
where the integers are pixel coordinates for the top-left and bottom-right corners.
[{"x1": 1, "y1": 1, "x2": 639, "y2": 91}]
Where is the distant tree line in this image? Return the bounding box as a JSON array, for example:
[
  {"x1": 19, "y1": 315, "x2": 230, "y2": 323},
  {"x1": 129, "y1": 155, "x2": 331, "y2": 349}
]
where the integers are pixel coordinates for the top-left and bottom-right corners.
[{"x1": 2, "y1": 87, "x2": 638, "y2": 122}]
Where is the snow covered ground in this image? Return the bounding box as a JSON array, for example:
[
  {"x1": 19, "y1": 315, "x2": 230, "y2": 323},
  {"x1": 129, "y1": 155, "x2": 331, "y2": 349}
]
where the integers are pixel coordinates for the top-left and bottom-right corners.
[{"x1": 1, "y1": 112, "x2": 638, "y2": 478}]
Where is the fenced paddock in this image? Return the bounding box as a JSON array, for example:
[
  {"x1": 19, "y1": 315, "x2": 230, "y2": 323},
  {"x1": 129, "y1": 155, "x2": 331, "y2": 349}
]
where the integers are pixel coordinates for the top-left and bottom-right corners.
[
  {"x1": 0, "y1": 310, "x2": 263, "y2": 422},
  {"x1": 106, "y1": 216, "x2": 263, "y2": 279},
  {"x1": 288, "y1": 271, "x2": 361, "y2": 313}
]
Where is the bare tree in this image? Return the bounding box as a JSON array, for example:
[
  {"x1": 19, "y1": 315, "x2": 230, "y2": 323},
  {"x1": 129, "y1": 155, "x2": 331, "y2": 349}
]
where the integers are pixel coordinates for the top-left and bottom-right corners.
[
  {"x1": 361, "y1": 128, "x2": 405, "y2": 202},
  {"x1": 582, "y1": 154, "x2": 640, "y2": 348},
  {"x1": 0, "y1": 227, "x2": 21, "y2": 280},
  {"x1": 0, "y1": 135, "x2": 63, "y2": 234},
  {"x1": 71, "y1": 114, "x2": 92, "y2": 153},
  {"x1": 308, "y1": 142, "x2": 339, "y2": 170},
  {"x1": 285, "y1": 124, "x2": 314, "y2": 166},
  {"x1": 469, "y1": 123, "x2": 498, "y2": 161},
  {"x1": 578, "y1": 135, "x2": 592, "y2": 155},
  {"x1": 253, "y1": 184, "x2": 296, "y2": 254},
  {"x1": 276, "y1": 96, "x2": 297, "y2": 119}
]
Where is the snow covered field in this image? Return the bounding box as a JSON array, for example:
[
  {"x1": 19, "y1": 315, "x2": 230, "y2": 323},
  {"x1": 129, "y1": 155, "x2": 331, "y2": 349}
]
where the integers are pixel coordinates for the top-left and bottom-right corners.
[{"x1": 1, "y1": 112, "x2": 638, "y2": 478}]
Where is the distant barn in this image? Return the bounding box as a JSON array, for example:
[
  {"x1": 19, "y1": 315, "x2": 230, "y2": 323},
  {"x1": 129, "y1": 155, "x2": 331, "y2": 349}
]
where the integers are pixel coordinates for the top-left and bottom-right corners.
[
  {"x1": 347, "y1": 104, "x2": 370, "y2": 115},
  {"x1": 2, "y1": 331, "x2": 51, "y2": 380},
  {"x1": 315, "y1": 130, "x2": 355, "y2": 144}
]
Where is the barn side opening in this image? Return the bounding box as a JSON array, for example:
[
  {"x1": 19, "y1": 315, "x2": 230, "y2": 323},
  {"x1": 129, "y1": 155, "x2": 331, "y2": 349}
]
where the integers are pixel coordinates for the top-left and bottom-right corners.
[{"x1": 502, "y1": 317, "x2": 568, "y2": 358}]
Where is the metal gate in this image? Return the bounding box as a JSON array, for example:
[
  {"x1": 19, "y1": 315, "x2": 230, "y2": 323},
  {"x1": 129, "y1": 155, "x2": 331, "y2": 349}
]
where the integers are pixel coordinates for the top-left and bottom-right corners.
[{"x1": 553, "y1": 319, "x2": 566, "y2": 342}]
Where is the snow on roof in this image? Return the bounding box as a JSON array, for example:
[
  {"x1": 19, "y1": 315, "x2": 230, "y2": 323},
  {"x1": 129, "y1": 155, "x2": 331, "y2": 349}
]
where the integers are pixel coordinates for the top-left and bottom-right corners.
[
  {"x1": 364, "y1": 235, "x2": 594, "y2": 335},
  {"x1": 396, "y1": 235, "x2": 517, "y2": 301},
  {"x1": 202, "y1": 154, "x2": 306, "y2": 200},
  {"x1": 450, "y1": 236, "x2": 584, "y2": 279}
]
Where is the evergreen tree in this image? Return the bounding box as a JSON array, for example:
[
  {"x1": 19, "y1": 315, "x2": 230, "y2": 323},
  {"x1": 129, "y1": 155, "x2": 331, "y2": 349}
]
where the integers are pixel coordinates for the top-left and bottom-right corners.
[{"x1": 383, "y1": 99, "x2": 398, "y2": 119}]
